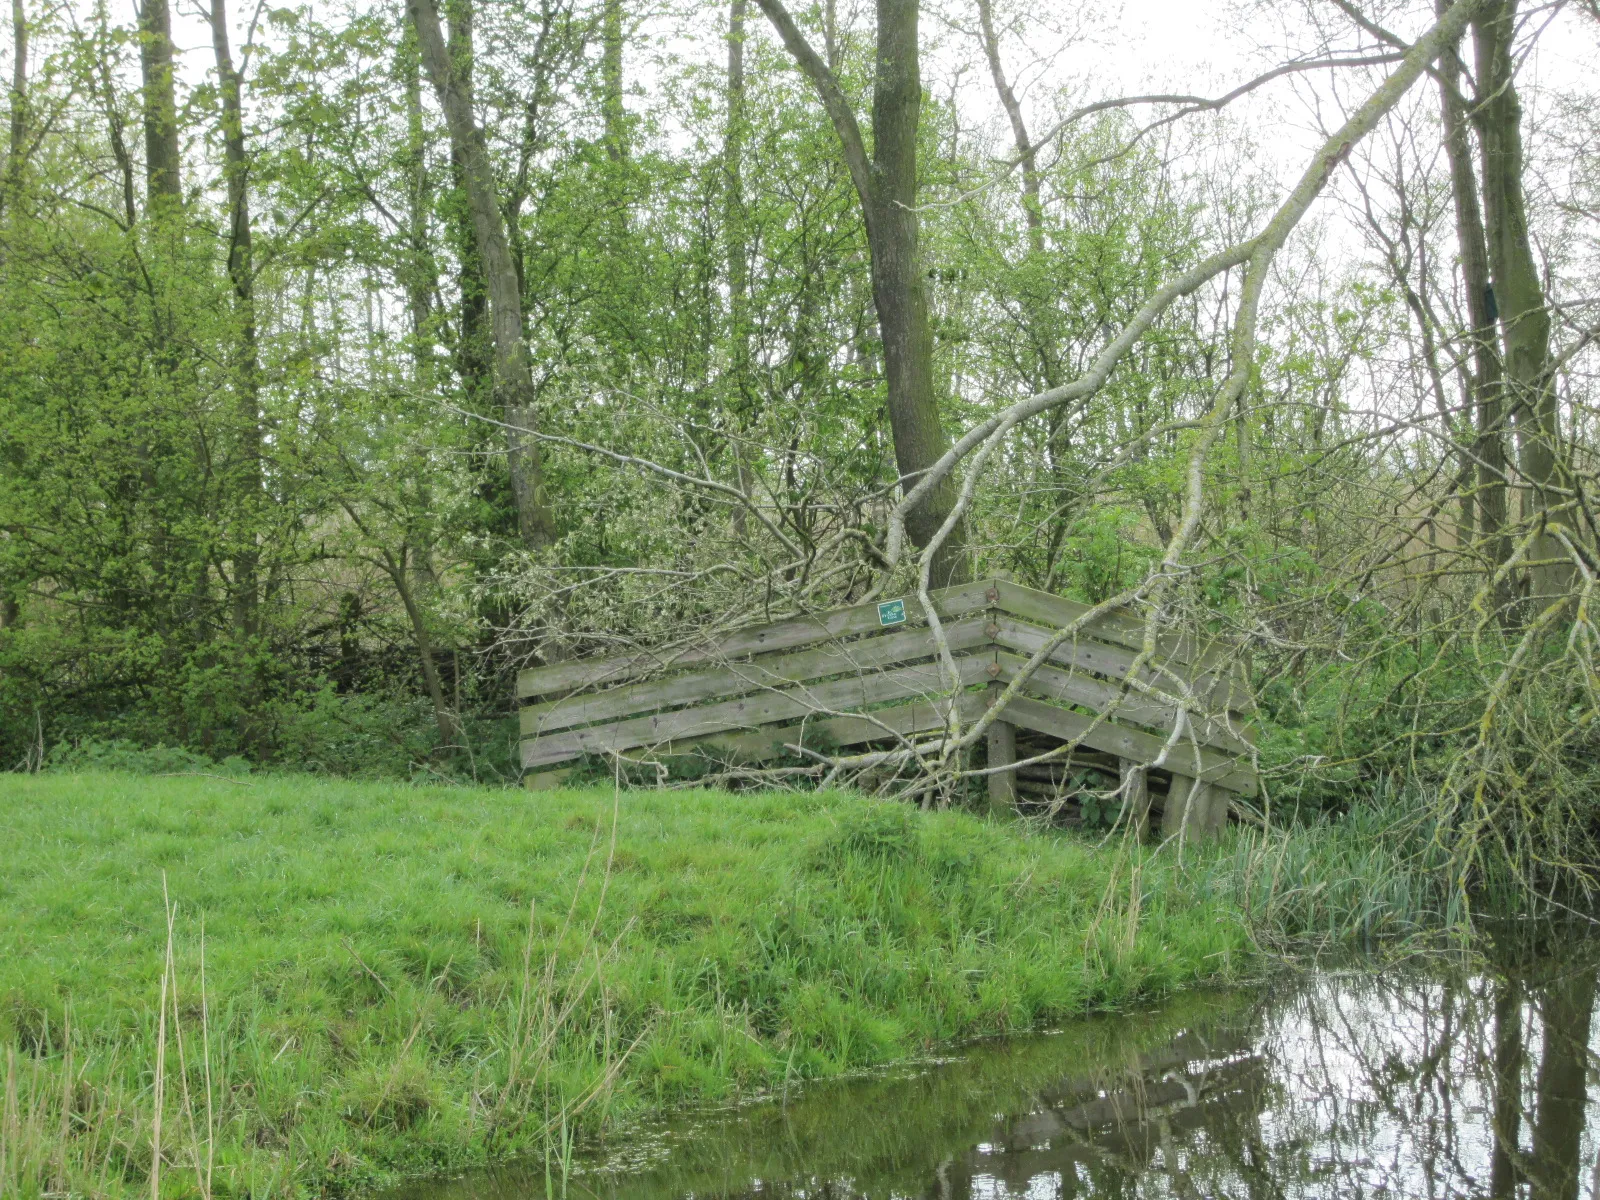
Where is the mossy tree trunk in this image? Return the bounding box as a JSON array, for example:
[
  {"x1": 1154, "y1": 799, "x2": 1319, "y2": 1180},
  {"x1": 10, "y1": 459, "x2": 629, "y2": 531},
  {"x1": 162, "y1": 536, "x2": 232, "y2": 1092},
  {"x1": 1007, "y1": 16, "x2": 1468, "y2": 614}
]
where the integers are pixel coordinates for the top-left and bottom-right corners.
[
  {"x1": 1472, "y1": 0, "x2": 1571, "y2": 605},
  {"x1": 755, "y1": 0, "x2": 970, "y2": 587},
  {"x1": 411, "y1": 0, "x2": 556, "y2": 549}
]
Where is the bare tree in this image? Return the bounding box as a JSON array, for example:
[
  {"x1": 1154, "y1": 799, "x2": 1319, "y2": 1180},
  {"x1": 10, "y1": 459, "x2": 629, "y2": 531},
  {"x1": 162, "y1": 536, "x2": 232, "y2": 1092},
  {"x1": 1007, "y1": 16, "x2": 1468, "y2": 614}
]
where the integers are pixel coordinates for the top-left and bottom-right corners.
[
  {"x1": 725, "y1": 0, "x2": 757, "y2": 516},
  {"x1": 974, "y1": 0, "x2": 1044, "y2": 257},
  {"x1": 865, "y1": 0, "x2": 1494, "y2": 793}
]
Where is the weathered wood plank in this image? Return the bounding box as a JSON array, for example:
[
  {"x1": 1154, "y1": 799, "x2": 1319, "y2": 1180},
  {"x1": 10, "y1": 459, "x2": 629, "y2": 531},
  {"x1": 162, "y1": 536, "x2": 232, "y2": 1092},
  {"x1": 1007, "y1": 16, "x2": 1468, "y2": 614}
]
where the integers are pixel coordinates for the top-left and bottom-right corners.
[
  {"x1": 997, "y1": 694, "x2": 1257, "y2": 796},
  {"x1": 522, "y1": 617, "x2": 993, "y2": 738},
  {"x1": 517, "y1": 579, "x2": 996, "y2": 700},
  {"x1": 992, "y1": 580, "x2": 1200, "y2": 666},
  {"x1": 667, "y1": 690, "x2": 991, "y2": 763},
  {"x1": 991, "y1": 651, "x2": 1253, "y2": 757},
  {"x1": 990, "y1": 616, "x2": 1247, "y2": 715},
  {"x1": 986, "y1": 681, "x2": 1017, "y2": 814},
  {"x1": 523, "y1": 767, "x2": 575, "y2": 792},
  {"x1": 1161, "y1": 774, "x2": 1229, "y2": 838},
  {"x1": 521, "y1": 653, "x2": 996, "y2": 769},
  {"x1": 1122, "y1": 760, "x2": 1152, "y2": 838}
]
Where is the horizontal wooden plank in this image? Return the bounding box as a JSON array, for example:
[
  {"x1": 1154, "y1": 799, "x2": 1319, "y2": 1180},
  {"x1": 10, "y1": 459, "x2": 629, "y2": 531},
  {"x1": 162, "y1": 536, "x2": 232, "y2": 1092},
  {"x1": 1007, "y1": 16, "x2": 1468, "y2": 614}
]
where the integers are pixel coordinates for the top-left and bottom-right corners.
[
  {"x1": 992, "y1": 615, "x2": 1184, "y2": 689},
  {"x1": 1000, "y1": 695, "x2": 1257, "y2": 797},
  {"x1": 991, "y1": 581, "x2": 1247, "y2": 678},
  {"x1": 992, "y1": 652, "x2": 1253, "y2": 757},
  {"x1": 990, "y1": 615, "x2": 1245, "y2": 713},
  {"x1": 522, "y1": 617, "x2": 993, "y2": 738},
  {"x1": 521, "y1": 653, "x2": 996, "y2": 769},
  {"x1": 516, "y1": 579, "x2": 996, "y2": 700},
  {"x1": 668, "y1": 690, "x2": 992, "y2": 763},
  {"x1": 992, "y1": 580, "x2": 1199, "y2": 665}
]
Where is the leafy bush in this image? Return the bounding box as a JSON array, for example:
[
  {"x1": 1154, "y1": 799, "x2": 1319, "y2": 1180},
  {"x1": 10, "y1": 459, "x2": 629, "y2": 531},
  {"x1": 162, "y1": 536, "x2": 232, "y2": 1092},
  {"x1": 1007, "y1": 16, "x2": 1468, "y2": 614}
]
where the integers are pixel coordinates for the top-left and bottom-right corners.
[{"x1": 43, "y1": 737, "x2": 250, "y2": 778}]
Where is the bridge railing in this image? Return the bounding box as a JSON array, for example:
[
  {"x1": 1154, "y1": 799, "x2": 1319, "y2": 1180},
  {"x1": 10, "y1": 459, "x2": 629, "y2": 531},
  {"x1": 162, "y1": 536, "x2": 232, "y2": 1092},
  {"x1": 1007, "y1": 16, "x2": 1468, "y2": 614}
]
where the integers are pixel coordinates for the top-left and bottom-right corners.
[{"x1": 517, "y1": 578, "x2": 1254, "y2": 836}]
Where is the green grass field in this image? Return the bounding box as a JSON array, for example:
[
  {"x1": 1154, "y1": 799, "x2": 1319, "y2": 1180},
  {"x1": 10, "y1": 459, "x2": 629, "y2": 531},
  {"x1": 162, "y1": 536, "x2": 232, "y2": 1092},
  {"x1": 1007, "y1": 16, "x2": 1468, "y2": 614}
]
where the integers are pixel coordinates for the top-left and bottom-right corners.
[{"x1": 0, "y1": 772, "x2": 1256, "y2": 1197}]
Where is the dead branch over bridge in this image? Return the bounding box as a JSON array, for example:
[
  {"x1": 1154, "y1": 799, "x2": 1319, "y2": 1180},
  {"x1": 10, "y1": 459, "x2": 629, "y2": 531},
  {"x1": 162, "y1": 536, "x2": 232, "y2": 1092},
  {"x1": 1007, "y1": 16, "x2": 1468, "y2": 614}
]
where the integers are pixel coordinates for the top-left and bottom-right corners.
[{"x1": 518, "y1": 579, "x2": 1255, "y2": 838}]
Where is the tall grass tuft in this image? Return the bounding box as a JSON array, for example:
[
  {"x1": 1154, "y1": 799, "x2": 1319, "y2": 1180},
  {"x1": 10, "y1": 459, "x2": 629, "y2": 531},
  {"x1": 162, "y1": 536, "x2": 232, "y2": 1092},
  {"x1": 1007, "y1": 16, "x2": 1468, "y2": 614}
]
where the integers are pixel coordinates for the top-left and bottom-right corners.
[{"x1": 1182, "y1": 789, "x2": 1467, "y2": 953}]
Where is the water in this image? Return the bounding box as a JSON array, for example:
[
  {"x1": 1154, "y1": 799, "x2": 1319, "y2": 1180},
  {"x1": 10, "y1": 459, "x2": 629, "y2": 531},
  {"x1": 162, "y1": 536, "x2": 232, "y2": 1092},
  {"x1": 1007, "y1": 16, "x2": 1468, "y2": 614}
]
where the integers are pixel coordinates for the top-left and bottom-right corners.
[{"x1": 393, "y1": 956, "x2": 1600, "y2": 1200}]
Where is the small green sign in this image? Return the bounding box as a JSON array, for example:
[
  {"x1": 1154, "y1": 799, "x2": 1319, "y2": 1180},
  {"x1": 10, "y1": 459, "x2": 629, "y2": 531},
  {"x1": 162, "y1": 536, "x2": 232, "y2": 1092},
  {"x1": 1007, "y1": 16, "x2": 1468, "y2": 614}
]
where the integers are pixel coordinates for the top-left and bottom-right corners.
[{"x1": 877, "y1": 598, "x2": 907, "y2": 627}]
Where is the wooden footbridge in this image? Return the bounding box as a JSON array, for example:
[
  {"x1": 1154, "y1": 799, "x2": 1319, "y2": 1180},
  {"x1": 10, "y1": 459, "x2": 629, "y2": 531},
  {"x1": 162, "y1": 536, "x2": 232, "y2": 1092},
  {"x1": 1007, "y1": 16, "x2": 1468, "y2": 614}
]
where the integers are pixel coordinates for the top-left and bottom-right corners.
[{"x1": 518, "y1": 578, "x2": 1255, "y2": 838}]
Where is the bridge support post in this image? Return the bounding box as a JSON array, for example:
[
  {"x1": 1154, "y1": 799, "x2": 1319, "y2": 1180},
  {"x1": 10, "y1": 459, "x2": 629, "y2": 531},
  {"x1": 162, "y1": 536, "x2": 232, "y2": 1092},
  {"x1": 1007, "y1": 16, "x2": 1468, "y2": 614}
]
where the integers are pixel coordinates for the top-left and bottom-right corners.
[
  {"x1": 1162, "y1": 773, "x2": 1229, "y2": 840},
  {"x1": 1121, "y1": 760, "x2": 1151, "y2": 838},
  {"x1": 986, "y1": 685, "x2": 1016, "y2": 814}
]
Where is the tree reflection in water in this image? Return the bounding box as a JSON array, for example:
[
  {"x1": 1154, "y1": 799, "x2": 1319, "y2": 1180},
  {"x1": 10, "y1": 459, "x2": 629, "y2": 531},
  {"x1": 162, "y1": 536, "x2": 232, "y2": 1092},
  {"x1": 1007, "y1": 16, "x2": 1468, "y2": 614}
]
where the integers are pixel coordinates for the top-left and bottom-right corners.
[{"x1": 389, "y1": 951, "x2": 1600, "y2": 1200}]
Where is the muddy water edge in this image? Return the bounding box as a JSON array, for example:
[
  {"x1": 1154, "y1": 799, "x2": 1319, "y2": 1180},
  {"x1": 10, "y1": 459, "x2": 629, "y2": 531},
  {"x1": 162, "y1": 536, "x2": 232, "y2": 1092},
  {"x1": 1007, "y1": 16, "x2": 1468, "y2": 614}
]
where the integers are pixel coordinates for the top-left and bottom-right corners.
[{"x1": 386, "y1": 931, "x2": 1600, "y2": 1200}]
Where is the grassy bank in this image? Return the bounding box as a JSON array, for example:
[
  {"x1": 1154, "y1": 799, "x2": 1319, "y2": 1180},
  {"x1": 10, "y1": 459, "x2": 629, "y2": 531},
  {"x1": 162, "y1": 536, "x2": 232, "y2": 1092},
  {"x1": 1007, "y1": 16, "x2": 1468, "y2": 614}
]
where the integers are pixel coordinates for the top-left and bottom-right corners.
[{"x1": 0, "y1": 772, "x2": 1348, "y2": 1198}]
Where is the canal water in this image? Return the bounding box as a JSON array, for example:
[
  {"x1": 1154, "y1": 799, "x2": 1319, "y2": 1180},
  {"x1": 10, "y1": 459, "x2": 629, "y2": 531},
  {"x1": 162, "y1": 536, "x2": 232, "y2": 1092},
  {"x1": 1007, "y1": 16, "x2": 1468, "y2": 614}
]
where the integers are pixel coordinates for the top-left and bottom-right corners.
[{"x1": 393, "y1": 953, "x2": 1600, "y2": 1199}]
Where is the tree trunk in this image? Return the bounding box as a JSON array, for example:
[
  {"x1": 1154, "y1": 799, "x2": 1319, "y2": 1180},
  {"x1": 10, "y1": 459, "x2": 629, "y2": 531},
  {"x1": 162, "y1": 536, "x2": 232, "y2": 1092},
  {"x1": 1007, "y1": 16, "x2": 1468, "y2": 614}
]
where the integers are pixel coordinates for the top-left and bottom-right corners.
[
  {"x1": 1473, "y1": 0, "x2": 1570, "y2": 603},
  {"x1": 442, "y1": 0, "x2": 491, "y2": 411},
  {"x1": 725, "y1": 0, "x2": 756, "y2": 520},
  {"x1": 411, "y1": 0, "x2": 555, "y2": 547},
  {"x1": 868, "y1": 0, "x2": 967, "y2": 586},
  {"x1": 974, "y1": 0, "x2": 1042, "y2": 256},
  {"x1": 973, "y1": 0, "x2": 1082, "y2": 560},
  {"x1": 3, "y1": 0, "x2": 25, "y2": 205},
  {"x1": 387, "y1": 550, "x2": 460, "y2": 747},
  {"x1": 400, "y1": 25, "x2": 436, "y2": 384},
  {"x1": 209, "y1": 0, "x2": 263, "y2": 645},
  {"x1": 137, "y1": 0, "x2": 181, "y2": 207},
  {"x1": 602, "y1": 0, "x2": 625, "y2": 161},
  {"x1": 0, "y1": 0, "x2": 22, "y2": 635},
  {"x1": 755, "y1": 0, "x2": 969, "y2": 587},
  {"x1": 87, "y1": 18, "x2": 138, "y2": 229},
  {"x1": 1438, "y1": 8, "x2": 1513, "y2": 599}
]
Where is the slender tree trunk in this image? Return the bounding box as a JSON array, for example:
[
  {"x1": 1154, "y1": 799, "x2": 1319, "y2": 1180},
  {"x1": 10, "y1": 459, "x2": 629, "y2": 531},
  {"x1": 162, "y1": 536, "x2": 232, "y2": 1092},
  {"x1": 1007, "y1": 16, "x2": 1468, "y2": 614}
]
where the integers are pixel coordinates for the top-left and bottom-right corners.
[
  {"x1": 411, "y1": 0, "x2": 555, "y2": 547},
  {"x1": 601, "y1": 0, "x2": 625, "y2": 161},
  {"x1": 0, "y1": 0, "x2": 22, "y2": 636},
  {"x1": 88, "y1": 20, "x2": 138, "y2": 229},
  {"x1": 400, "y1": 25, "x2": 436, "y2": 384},
  {"x1": 442, "y1": 0, "x2": 490, "y2": 410},
  {"x1": 725, "y1": 0, "x2": 756, "y2": 521},
  {"x1": 756, "y1": 0, "x2": 969, "y2": 587},
  {"x1": 973, "y1": 0, "x2": 1083, "y2": 553},
  {"x1": 387, "y1": 550, "x2": 460, "y2": 746},
  {"x1": 134, "y1": 0, "x2": 183, "y2": 639},
  {"x1": 1473, "y1": 0, "x2": 1570, "y2": 603},
  {"x1": 2, "y1": 0, "x2": 25, "y2": 206},
  {"x1": 209, "y1": 0, "x2": 263, "y2": 645},
  {"x1": 137, "y1": 0, "x2": 181, "y2": 207},
  {"x1": 1438, "y1": 8, "x2": 1512, "y2": 593},
  {"x1": 974, "y1": 0, "x2": 1042, "y2": 256}
]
